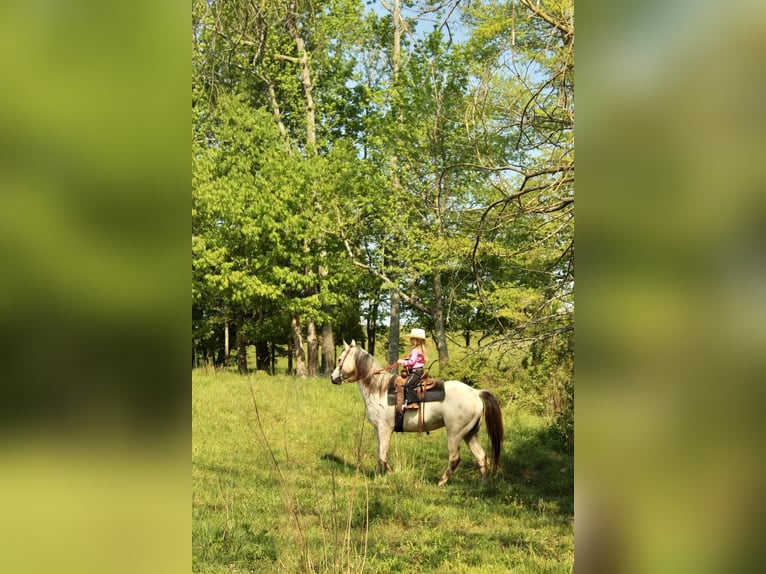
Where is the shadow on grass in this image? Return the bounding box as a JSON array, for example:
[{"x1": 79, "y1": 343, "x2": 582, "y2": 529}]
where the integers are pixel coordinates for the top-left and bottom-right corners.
[
  {"x1": 320, "y1": 452, "x2": 379, "y2": 480},
  {"x1": 193, "y1": 460, "x2": 251, "y2": 481},
  {"x1": 500, "y1": 422, "x2": 574, "y2": 516},
  {"x1": 322, "y1": 422, "x2": 574, "y2": 519}
]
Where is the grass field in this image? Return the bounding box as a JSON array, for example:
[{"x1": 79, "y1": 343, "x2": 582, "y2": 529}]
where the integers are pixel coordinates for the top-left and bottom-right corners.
[{"x1": 192, "y1": 368, "x2": 573, "y2": 573}]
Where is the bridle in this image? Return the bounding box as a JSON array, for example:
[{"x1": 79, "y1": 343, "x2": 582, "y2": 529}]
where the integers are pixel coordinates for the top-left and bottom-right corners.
[{"x1": 331, "y1": 344, "x2": 360, "y2": 384}]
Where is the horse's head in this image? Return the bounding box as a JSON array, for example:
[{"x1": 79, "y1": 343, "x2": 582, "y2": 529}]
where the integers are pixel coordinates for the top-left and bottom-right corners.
[{"x1": 330, "y1": 340, "x2": 357, "y2": 385}]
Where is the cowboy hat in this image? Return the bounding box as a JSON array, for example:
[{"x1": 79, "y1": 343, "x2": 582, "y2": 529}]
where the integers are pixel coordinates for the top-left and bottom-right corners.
[{"x1": 406, "y1": 328, "x2": 426, "y2": 341}]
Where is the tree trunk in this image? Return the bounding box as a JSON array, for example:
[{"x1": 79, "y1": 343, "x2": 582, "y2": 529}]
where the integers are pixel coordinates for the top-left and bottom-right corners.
[
  {"x1": 433, "y1": 273, "x2": 449, "y2": 366},
  {"x1": 297, "y1": 37, "x2": 316, "y2": 149},
  {"x1": 291, "y1": 314, "x2": 307, "y2": 377},
  {"x1": 318, "y1": 247, "x2": 334, "y2": 377},
  {"x1": 386, "y1": 0, "x2": 403, "y2": 369},
  {"x1": 307, "y1": 320, "x2": 318, "y2": 376},
  {"x1": 255, "y1": 340, "x2": 270, "y2": 372},
  {"x1": 285, "y1": 8, "x2": 321, "y2": 380},
  {"x1": 224, "y1": 318, "x2": 230, "y2": 367},
  {"x1": 263, "y1": 77, "x2": 290, "y2": 151},
  {"x1": 366, "y1": 297, "x2": 378, "y2": 357},
  {"x1": 388, "y1": 289, "x2": 401, "y2": 365},
  {"x1": 286, "y1": 17, "x2": 316, "y2": 150},
  {"x1": 236, "y1": 329, "x2": 248, "y2": 375},
  {"x1": 321, "y1": 323, "x2": 335, "y2": 376},
  {"x1": 393, "y1": 0, "x2": 402, "y2": 84}
]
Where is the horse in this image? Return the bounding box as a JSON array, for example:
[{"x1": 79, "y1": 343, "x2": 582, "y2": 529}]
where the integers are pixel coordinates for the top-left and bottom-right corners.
[{"x1": 330, "y1": 340, "x2": 504, "y2": 486}]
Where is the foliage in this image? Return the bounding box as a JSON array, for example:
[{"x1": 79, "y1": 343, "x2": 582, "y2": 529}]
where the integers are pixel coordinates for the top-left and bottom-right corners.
[{"x1": 514, "y1": 331, "x2": 574, "y2": 450}]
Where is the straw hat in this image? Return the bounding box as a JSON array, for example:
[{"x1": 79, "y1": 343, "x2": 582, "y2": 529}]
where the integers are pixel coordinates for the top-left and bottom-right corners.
[{"x1": 406, "y1": 328, "x2": 426, "y2": 341}]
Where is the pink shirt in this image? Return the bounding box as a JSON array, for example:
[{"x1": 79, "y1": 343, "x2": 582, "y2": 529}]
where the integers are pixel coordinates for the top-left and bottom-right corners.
[{"x1": 400, "y1": 348, "x2": 425, "y2": 370}]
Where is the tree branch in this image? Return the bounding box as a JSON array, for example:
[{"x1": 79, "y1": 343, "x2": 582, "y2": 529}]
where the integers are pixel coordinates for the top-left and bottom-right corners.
[
  {"x1": 519, "y1": 0, "x2": 573, "y2": 40},
  {"x1": 335, "y1": 208, "x2": 433, "y2": 316},
  {"x1": 274, "y1": 53, "x2": 300, "y2": 63}
]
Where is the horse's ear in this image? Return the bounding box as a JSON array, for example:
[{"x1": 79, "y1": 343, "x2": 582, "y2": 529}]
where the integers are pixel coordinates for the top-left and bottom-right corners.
[
  {"x1": 343, "y1": 340, "x2": 349, "y2": 350},
  {"x1": 350, "y1": 339, "x2": 356, "y2": 347}
]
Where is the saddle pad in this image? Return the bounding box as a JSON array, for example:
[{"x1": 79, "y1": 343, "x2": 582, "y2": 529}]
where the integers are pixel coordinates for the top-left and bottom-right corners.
[{"x1": 387, "y1": 378, "x2": 446, "y2": 406}]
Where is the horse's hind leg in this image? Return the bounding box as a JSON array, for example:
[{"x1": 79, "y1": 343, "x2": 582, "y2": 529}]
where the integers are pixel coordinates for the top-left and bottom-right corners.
[
  {"x1": 465, "y1": 432, "x2": 488, "y2": 482},
  {"x1": 438, "y1": 435, "x2": 461, "y2": 486}
]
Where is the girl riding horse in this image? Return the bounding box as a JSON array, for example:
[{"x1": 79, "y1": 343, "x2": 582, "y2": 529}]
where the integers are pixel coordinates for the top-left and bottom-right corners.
[{"x1": 398, "y1": 327, "x2": 427, "y2": 406}]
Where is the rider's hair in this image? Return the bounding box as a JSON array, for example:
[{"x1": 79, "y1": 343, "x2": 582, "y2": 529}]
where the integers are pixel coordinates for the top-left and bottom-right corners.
[{"x1": 409, "y1": 338, "x2": 428, "y2": 363}]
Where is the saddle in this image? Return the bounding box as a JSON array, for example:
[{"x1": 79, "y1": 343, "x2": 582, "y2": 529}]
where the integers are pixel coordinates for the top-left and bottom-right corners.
[{"x1": 387, "y1": 372, "x2": 446, "y2": 433}]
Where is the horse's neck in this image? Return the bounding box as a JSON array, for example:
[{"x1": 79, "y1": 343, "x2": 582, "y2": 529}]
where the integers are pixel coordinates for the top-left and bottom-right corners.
[{"x1": 357, "y1": 369, "x2": 389, "y2": 398}]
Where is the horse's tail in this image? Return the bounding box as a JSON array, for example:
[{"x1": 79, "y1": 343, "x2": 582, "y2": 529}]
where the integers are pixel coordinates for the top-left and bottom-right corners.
[{"x1": 480, "y1": 390, "x2": 505, "y2": 475}]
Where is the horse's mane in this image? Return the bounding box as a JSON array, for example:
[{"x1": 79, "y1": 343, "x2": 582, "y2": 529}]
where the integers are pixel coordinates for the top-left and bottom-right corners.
[{"x1": 353, "y1": 346, "x2": 389, "y2": 393}]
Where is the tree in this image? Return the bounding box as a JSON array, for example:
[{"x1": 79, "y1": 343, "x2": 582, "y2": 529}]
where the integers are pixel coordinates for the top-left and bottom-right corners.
[
  {"x1": 460, "y1": 0, "x2": 574, "y2": 444},
  {"x1": 192, "y1": 95, "x2": 292, "y2": 372},
  {"x1": 194, "y1": 0, "x2": 370, "y2": 374},
  {"x1": 337, "y1": 19, "x2": 483, "y2": 369},
  {"x1": 461, "y1": 0, "x2": 574, "y2": 347}
]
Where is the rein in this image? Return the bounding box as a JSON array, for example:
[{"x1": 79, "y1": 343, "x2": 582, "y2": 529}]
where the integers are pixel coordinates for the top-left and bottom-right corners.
[
  {"x1": 343, "y1": 362, "x2": 399, "y2": 383},
  {"x1": 375, "y1": 363, "x2": 400, "y2": 374}
]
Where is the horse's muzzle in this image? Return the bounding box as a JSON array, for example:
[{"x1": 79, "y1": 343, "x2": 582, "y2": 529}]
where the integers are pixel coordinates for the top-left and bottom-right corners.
[{"x1": 331, "y1": 374, "x2": 343, "y2": 385}]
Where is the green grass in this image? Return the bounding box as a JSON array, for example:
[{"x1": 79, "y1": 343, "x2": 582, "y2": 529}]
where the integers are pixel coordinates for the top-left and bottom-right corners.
[{"x1": 192, "y1": 369, "x2": 573, "y2": 573}]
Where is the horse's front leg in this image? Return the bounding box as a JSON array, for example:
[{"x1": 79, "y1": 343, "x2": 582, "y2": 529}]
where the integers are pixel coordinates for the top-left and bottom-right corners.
[{"x1": 376, "y1": 425, "x2": 393, "y2": 474}]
